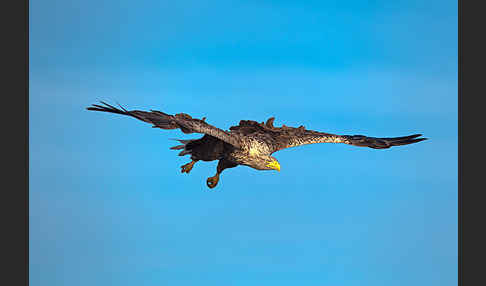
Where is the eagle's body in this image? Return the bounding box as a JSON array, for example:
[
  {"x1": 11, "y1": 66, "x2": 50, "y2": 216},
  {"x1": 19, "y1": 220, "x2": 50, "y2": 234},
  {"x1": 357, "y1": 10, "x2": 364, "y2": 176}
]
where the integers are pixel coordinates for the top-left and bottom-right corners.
[{"x1": 87, "y1": 102, "x2": 427, "y2": 188}]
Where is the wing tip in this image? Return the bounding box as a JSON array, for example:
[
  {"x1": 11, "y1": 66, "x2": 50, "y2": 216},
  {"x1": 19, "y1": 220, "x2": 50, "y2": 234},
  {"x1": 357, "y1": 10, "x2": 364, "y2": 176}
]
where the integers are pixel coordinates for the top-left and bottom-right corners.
[{"x1": 392, "y1": 135, "x2": 428, "y2": 146}]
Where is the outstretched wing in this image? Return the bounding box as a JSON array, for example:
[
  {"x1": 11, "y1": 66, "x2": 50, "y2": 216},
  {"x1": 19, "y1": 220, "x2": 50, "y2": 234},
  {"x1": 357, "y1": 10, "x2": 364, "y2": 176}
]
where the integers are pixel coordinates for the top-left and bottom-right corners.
[
  {"x1": 86, "y1": 101, "x2": 242, "y2": 148},
  {"x1": 230, "y1": 117, "x2": 427, "y2": 153},
  {"x1": 274, "y1": 130, "x2": 427, "y2": 152}
]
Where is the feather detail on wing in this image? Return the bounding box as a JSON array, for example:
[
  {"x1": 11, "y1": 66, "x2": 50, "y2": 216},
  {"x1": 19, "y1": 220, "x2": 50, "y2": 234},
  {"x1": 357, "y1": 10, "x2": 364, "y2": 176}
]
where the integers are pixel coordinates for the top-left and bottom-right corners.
[
  {"x1": 229, "y1": 117, "x2": 345, "y2": 153},
  {"x1": 86, "y1": 101, "x2": 242, "y2": 148},
  {"x1": 229, "y1": 117, "x2": 427, "y2": 153},
  {"x1": 340, "y1": 134, "x2": 427, "y2": 149}
]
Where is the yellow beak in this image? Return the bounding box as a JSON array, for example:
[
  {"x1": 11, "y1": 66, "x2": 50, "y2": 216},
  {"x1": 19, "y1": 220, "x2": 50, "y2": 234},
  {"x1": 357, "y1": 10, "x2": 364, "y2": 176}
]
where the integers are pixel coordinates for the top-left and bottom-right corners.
[{"x1": 266, "y1": 161, "x2": 281, "y2": 172}]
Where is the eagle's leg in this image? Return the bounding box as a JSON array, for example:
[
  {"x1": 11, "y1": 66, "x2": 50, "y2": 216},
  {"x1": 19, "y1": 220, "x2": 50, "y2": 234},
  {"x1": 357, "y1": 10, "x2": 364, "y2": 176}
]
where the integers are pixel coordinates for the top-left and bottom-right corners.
[
  {"x1": 181, "y1": 160, "x2": 198, "y2": 174},
  {"x1": 206, "y1": 159, "x2": 238, "y2": 189}
]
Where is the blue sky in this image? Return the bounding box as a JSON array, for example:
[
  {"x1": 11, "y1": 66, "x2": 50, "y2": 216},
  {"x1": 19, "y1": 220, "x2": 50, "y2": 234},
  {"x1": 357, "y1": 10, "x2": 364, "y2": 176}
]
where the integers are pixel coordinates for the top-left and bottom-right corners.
[{"x1": 30, "y1": 1, "x2": 457, "y2": 285}]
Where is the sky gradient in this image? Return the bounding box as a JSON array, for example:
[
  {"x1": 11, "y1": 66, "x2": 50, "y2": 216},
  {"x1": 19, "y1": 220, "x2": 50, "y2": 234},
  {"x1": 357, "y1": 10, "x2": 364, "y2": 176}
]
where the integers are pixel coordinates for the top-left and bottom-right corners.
[{"x1": 30, "y1": 1, "x2": 457, "y2": 285}]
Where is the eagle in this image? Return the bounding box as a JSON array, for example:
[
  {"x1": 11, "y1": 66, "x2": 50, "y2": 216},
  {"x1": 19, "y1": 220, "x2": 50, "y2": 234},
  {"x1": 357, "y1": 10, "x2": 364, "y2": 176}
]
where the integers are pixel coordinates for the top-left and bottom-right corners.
[{"x1": 87, "y1": 101, "x2": 427, "y2": 189}]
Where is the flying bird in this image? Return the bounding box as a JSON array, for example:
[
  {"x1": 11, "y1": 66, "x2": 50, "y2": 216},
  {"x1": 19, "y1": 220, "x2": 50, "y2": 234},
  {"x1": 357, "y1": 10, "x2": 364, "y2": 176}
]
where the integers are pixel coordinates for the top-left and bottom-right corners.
[{"x1": 87, "y1": 101, "x2": 427, "y2": 189}]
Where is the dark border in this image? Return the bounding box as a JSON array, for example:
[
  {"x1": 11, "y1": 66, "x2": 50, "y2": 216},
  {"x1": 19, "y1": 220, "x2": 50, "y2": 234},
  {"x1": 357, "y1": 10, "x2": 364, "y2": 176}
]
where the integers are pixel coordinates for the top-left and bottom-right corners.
[
  {"x1": 3, "y1": 0, "x2": 28, "y2": 284},
  {"x1": 460, "y1": 0, "x2": 483, "y2": 285}
]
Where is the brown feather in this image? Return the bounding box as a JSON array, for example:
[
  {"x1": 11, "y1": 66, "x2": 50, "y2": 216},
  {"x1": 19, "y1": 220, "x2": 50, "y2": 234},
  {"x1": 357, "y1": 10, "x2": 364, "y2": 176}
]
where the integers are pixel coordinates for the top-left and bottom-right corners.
[{"x1": 87, "y1": 101, "x2": 242, "y2": 148}]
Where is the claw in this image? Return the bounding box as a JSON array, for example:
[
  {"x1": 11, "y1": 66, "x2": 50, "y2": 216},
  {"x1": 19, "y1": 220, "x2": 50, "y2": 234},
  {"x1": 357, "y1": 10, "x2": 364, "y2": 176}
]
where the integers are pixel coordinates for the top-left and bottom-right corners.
[
  {"x1": 180, "y1": 161, "x2": 196, "y2": 174},
  {"x1": 206, "y1": 174, "x2": 220, "y2": 189}
]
